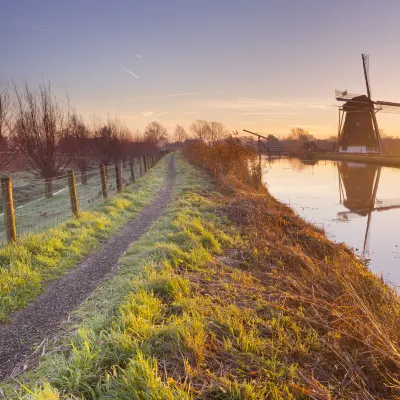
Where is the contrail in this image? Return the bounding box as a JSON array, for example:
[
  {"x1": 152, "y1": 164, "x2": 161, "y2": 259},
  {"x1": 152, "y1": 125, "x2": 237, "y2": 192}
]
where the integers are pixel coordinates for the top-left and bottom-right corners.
[{"x1": 120, "y1": 65, "x2": 139, "y2": 79}]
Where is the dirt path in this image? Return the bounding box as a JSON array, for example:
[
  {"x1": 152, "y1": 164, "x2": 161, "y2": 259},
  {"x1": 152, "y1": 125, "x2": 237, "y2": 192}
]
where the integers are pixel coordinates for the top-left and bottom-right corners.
[{"x1": 0, "y1": 155, "x2": 175, "y2": 380}]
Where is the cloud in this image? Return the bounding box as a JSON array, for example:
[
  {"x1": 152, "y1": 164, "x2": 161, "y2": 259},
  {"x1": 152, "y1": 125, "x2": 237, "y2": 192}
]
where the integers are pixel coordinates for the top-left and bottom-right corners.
[
  {"x1": 142, "y1": 111, "x2": 169, "y2": 117},
  {"x1": 242, "y1": 112, "x2": 296, "y2": 115},
  {"x1": 303, "y1": 105, "x2": 330, "y2": 110},
  {"x1": 15, "y1": 18, "x2": 55, "y2": 35},
  {"x1": 125, "y1": 91, "x2": 219, "y2": 101},
  {"x1": 120, "y1": 65, "x2": 139, "y2": 79},
  {"x1": 204, "y1": 97, "x2": 331, "y2": 113},
  {"x1": 135, "y1": 54, "x2": 141, "y2": 58}
]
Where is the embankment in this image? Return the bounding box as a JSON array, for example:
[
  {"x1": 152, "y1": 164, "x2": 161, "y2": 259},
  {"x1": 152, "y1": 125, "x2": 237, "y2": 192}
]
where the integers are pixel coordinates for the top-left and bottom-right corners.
[
  {"x1": 315, "y1": 151, "x2": 400, "y2": 167},
  {"x1": 2, "y1": 145, "x2": 400, "y2": 399}
]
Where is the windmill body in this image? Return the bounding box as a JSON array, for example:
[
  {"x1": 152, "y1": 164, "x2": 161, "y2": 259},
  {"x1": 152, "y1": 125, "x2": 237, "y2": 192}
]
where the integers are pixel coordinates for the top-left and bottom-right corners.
[
  {"x1": 335, "y1": 54, "x2": 400, "y2": 154},
  {"x1": 339, "y1": 95, "x2": 379, "y2": 153}
]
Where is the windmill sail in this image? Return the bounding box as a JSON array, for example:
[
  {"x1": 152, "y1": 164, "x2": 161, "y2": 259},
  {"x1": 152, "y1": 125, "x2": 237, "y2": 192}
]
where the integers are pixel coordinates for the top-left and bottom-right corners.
[{"x1": 362, "y1": 53, "x2": 372, "y2": 99}]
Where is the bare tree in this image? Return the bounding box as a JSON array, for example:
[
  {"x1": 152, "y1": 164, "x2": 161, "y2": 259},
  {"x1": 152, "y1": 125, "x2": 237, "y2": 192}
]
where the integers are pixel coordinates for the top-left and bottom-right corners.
[
  {"x1": 173, "y1": 124, "x2": 188, "y2": 142},
  {"x1": 287, "y1": 127, "x2": 315, "y2": 142},
  {"x1": 208, "y1": 121, "x2": 227, "y2": 142},
  {"x1": 13, "y1": 82, "x2": 73, "y2": 197},
  {"x1": 70, "y1": 114, "x2": 93, "y2": 184},
  {"x1": 190, "y1": 120, "x2": 227, "y2": 143},
  {"x1": 118, "y1": 124, "x2": 134, "y2": 162},
  {"x1": 190, "y1": 120, "x2": 209, "y2": 141},
  {"x1": 0, "y1": 80, "x2": 14, "y2": 171},
  {"x1": 144, "y1": 121, "x2": 168, "y2": 146},
  {"x1": 93, "y1": 116, "x2": 129, "y2": 165}
]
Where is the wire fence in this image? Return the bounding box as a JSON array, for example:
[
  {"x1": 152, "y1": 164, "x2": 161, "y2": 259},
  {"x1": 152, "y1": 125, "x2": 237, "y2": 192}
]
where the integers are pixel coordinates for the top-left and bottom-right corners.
[{"x1": 0, "y1": 152, "x2": 167, "y2": 246}]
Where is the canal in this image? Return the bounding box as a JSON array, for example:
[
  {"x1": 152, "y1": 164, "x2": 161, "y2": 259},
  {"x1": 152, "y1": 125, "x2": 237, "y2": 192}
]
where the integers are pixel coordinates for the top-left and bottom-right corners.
[{"x1": 263, "y1": 157, "x2": 400, "y2": 287}]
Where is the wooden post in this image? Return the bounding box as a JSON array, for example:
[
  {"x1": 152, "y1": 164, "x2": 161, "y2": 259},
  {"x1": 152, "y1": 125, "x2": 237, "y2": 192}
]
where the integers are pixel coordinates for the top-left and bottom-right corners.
[
  {"x1": 1, "y1": 177, "x2": 16, "y2": 242},
  {"x1": 99, "y1": 164, "x2": 108, "y2": 199},
  {"x1": 130, "y1": 159, "x2": 135, "y2": 183},
  {"x1": 115, "y1": 162, "x2": 123, "y2": 193},
  {"x1": 139, "y1": 157, "x2": 143, "y2": 177},
  {"x1": 144, "y1": 155, "x2": 147, "y2": 173},
  {"x1": 67, "y1": 170, "x2": 79, "y2": 217}
]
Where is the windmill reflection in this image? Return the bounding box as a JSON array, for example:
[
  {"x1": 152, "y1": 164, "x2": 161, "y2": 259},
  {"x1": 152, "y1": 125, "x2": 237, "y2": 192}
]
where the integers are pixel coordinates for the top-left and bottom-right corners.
[{"x1": 337, "y1": 161, "x2": 400, "y2": 259}]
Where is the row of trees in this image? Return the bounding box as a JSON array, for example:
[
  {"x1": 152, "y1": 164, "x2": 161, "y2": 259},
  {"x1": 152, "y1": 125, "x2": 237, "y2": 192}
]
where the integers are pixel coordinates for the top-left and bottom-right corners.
[
  {"x1": 0, "y1": 82, "x2": 177, "y2": 196},
  {"x1": 0, "y1": 80, "x2": 233, "y2": 197}
]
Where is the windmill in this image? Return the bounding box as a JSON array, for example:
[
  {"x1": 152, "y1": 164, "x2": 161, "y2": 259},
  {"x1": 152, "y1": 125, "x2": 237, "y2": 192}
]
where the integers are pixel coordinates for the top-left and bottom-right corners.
[{"x1": 335, "y1": 54, "x2": 400, "y2": 154}]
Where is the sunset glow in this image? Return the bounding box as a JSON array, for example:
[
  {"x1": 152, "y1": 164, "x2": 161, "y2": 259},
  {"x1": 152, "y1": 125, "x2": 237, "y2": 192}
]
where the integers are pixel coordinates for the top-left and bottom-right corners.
[{"x1": 2, "y1": 1, "x2": 400, "y2": 137}]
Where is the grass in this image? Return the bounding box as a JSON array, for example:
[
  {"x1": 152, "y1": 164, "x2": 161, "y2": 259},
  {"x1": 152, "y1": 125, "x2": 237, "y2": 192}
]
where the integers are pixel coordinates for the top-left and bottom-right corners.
[
  {"x1": 0, "y1": 154, "x2": 320, "y2": 398},
  {"x1": 0, "y1": 155, "x2": 169, "y2": 322},
  {"x1": 0, "y1": 163, "x2": 141, "y2": 245},
  {"x1": 2, "y1": 146, "x2": 400, "y2": 399}
]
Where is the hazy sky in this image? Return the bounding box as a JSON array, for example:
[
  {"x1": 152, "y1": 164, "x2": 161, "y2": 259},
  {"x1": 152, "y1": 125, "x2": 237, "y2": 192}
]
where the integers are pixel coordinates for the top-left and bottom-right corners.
[{"x1": 2, "y1": 0, "x2": 400, "y2": 138}]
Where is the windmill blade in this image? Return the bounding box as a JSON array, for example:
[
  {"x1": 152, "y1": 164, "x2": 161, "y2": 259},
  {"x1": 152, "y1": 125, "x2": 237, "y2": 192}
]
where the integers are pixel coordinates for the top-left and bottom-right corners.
[
  {"x1": 362, "y1": 53, "x2": 372, "y2": 99},
  {"x1": 362, "y1": 54, "x2": 382, "y2": 151},
  {"x1": 373, "y1": 100, "x2": 400, "y2": 113}
]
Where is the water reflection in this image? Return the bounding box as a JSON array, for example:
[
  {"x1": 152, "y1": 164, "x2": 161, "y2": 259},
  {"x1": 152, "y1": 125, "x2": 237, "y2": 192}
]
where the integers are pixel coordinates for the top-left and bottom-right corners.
[
  {"x1": 338, "y1": 162, "x2": 380, "y2": 215},
  {"x1": 338, "y1": 162, "x2": 381, "y2": 259},
  {"x1": 263, "y1": 157, "x2": 400, "y2": 286}
]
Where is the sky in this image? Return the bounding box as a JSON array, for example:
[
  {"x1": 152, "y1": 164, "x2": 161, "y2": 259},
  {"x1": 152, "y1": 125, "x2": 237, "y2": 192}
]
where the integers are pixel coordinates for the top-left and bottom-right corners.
[{"x1": 2, "y1": 0, "x2": 400, "y2": 139}]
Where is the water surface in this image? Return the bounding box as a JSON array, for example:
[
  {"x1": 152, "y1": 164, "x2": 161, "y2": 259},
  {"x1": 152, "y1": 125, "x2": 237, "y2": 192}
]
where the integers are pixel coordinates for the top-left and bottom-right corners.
[{"x1": 263, "y1": 157, "x2": 400, "y2": 286}]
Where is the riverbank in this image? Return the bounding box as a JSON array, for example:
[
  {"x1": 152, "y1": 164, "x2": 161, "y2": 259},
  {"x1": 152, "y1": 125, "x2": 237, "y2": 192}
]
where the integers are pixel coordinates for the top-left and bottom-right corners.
[
  {"x1": 314, "y1": 151, "x2": 400, "y2": 167},
  {"x1": 2, "y1": 146, "x2": 400, "y2": 399}
]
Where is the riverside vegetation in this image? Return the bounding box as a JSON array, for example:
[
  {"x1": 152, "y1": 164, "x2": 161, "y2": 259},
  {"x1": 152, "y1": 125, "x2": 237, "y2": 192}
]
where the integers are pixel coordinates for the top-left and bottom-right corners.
[{"x1": 1, "y1": 141, "x2": 400, "y2": 399}]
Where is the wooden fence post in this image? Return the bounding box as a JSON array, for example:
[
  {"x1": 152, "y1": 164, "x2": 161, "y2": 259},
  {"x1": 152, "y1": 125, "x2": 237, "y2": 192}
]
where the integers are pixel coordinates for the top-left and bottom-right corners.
[
  {"x1": 139, "y1": 157, "x2": 143, "y2": 177},
  {"x1": 1, "y1": 177, "x2": 16, "y2": 242},
  {"x1": 68, "y1": 170, "x2": 79, "y2": 217},
  {"x1": 115, "y1": 162, "x2": 123, "y2": 193},
  {"x1": 99, "y1": 164, "x2": 108, "y2": 199},
  {"x1": 144, "y1": 155, "x2": 147, "y2": 173},
  {"x1": 130, "y1": 159, "x2": 135, "y2": 183}
]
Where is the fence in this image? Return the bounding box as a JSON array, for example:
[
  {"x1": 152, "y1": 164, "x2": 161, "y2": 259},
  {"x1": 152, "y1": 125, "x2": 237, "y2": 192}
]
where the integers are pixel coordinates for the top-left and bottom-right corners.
[{"x1": 0, "y1": 151, "x2": 168, "y2": 245}]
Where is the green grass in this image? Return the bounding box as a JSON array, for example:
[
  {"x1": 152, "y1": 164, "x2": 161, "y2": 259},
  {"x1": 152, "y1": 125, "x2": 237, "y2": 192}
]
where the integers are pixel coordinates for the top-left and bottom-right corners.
[
  {"x1": 4, "y1": 152, "x2": 398, "y2": 398},
  {"x1": 0, "y1": 156, "x2": 169, "y2": 322},
  {"x1": 0, "y1": 163, "x2": 142, "y2": 245},
  {"x1": 3, "y1": 155, "x2": 310, "y2": 399}
]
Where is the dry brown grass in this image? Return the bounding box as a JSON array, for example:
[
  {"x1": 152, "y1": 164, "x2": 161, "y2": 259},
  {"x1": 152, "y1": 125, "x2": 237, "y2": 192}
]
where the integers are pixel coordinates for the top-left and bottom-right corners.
[{"x1": 184, "y1": 139, "x2": 400, "y2": 399}]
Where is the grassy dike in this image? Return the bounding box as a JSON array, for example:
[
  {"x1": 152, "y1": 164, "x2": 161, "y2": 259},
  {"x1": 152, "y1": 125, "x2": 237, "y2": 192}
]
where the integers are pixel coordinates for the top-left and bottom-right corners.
[
  {"x1": 3, "y1": 150, "x2": 400, "y2": 399},
  {"x1": 0, "y1": 156, "x2": 169, "y2": 322}
]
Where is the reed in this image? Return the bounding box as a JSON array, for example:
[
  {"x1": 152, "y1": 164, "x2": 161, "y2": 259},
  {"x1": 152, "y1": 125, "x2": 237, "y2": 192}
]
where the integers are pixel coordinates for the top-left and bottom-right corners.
[{"x1": 184, "y1": 139, "x2": 400, "y2": 398}]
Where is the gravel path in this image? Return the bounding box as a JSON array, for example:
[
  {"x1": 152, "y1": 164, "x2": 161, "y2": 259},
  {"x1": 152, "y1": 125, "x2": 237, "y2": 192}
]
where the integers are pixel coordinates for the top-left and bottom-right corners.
[{"x1": 0, "y1": 155, "x2": 175, "y2": 380}]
